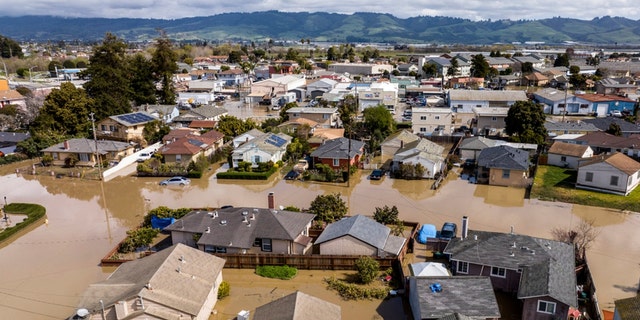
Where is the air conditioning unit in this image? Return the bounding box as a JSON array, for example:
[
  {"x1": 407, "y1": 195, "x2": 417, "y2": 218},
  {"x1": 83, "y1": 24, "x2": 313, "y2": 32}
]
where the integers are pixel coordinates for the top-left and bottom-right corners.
[{"x1": 237, "y1": 310, "x2": 250, "y2": 320}]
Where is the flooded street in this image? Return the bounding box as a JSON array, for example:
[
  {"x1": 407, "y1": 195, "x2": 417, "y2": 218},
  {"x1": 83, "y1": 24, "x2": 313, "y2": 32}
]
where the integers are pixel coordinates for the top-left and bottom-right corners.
[{"x1": 0, "y1": 158, "x2": 638, "y2": 319}]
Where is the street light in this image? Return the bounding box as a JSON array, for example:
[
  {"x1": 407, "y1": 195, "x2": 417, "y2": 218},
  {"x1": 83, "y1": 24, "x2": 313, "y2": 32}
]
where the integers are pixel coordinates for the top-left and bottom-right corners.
[{"x1": 29, "y1": 66, "x2": 37, "y2": 82}]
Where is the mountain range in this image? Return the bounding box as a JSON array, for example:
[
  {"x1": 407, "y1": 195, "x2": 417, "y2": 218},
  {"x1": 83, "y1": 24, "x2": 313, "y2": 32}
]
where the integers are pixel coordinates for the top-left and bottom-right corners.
[{"x1": 1, "y1": 11, "x2": 640, "y2": 45}]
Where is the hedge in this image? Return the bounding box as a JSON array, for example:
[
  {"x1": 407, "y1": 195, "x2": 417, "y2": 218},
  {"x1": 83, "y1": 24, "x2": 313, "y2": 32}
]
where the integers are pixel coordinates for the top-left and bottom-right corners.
[
  {"x1": 255, "y1": 265, "x2": 298, "y2": 280},
  {"x1": 216, "y1": 166, "x2": 277, "y2": 180},
  {"x1": 0, "y1": 203, "x2": 46, "y2": 243}
]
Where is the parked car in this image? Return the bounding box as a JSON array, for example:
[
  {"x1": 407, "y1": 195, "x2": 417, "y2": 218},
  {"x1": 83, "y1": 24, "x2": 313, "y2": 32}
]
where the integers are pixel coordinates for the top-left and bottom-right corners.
[
  {"x1": 369, "y1": 169, "x2": 384, "y2": 180},
  {"x1": 610, "y1": 110, "x2": 623, "y2": 117},
  {"x1": 440, "y1": 222, "x2": 457, "y2": 240},
  {"x1": 136, "y1": 152, "x2": 154, "y2": 162},
  {"x1": 159, "y1": 176, "x2": 191, "y2": 186}
]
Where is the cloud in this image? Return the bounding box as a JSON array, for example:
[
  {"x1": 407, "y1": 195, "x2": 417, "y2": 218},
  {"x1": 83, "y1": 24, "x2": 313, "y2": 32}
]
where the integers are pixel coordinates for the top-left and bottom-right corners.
[{"x1": 2, "y1": 0, "x2": 640, "y2": 21}]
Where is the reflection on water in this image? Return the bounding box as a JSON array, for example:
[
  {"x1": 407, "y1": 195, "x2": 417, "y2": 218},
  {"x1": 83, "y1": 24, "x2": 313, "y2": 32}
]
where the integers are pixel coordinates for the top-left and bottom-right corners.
[{"x1": 0, "y1": 163, "x2": 639, "y2": 318}]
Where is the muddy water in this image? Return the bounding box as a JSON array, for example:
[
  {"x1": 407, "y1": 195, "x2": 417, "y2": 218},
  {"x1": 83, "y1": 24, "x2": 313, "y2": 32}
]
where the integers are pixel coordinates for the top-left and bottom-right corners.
[{"x1": 0, "y1": 163, "x2": 638, "y2": 319}]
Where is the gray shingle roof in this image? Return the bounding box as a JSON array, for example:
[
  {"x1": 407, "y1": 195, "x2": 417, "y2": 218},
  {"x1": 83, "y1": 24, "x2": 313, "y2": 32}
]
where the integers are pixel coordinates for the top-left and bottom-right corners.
[
  {"x1": 614, "y1": 295, "x2": 640, "y2": 319},
  {"x1": 412, "y1": 276, "x2": 501, "y2": 319},
  {"x1": 310, "y1": 137, "x2": 365, "y2": 159},
  {"x1": 582, "y1": 117, "x2": 640, "y2": 134},
  {"x1": 544, "y1": 120, "x2": 601, "y2": 132},
  {"x1": 315, "y1": 215, "x2": 390, "y2": 250},
  {"x1": 165, "y1": 208, "x2": 315, "y2": 249},
  {"x1": 448, "y1": 90, "x2": 528, "y2": 102},
  {"x1": 253, "y1": 291, "x2": 341, "y2": 320},
  {"x1": 41, "y1": 138, "x2": 132, "y2": 155},
  {"x1": 186, "y1": 105, "x2": 229, "y2": 119},
  {"x1": 443, "y1": 230, "x2": 577, "y2": 308},
  {"x1": 76, "y1": 243, "x2": 225, "y2": 317},
  {"x1": 476, "y1": 145, "x2": 530, "y2": 170},
  {"x1": 459, "y1": 136, "x2": 498, "y2": 150}
]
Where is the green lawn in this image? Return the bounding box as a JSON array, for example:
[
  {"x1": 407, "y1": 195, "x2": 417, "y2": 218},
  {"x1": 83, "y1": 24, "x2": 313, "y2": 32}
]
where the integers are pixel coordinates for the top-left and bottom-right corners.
[{"x1": 531, "y1": 165, "x2": 640, "y2": 212}]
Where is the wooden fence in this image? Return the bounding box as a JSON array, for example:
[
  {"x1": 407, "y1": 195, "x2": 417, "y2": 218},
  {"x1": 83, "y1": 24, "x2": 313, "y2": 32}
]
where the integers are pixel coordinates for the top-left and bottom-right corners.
[{"x1": 214, "y1": 253, "x2": 397, "y2": 270}]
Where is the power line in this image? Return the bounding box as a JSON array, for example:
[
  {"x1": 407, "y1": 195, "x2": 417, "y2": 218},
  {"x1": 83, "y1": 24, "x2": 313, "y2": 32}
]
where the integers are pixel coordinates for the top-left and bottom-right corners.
[
  {"x1": 0, "y1": 289, "x2": 77, "y2": 308},
  {"x1": 0, "y1": 301, "x2": 62, "y2": 319}
]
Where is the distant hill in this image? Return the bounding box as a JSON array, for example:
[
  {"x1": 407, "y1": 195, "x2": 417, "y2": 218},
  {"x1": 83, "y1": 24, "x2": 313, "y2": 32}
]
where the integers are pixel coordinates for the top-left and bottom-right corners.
[{"x1": 1, "y1": 11, "x2": 640, "y2": 45}]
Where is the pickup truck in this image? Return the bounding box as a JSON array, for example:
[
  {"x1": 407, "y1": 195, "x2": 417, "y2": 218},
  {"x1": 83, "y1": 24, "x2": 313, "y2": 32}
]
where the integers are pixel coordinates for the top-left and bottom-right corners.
[{"x1": 293, "y1": 159, "x2": 309, "y2": 173}]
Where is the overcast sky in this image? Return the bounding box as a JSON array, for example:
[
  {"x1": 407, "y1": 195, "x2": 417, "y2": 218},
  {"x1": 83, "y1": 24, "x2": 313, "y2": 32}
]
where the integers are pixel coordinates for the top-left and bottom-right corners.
[{"x1": 4, "y1": 0, "x2": 640, "y2": 21}]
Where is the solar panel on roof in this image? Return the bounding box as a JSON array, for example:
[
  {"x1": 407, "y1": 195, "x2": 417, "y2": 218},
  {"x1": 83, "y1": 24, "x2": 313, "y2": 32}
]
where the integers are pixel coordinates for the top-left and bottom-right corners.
[
  {"x1": 265, "y1": 135, "x2": 287, "y2": 147},
  {"x1": 117, "y1": 113, "x2": 155, "y2": 125}
]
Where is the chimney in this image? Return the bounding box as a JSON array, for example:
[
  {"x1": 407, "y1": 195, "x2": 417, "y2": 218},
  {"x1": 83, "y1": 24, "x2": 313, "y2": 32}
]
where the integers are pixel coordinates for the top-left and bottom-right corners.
[
  {"x1": 63, "y1": 140, "x2": 70, "y2": 150},
  {"x1": 268, "y1": 192, "x2": 275, "y2": 209},
  {"x1": 461, "y1": 216, "x2": 469, "y2": 240},
  {"x1": 400, "y1": 140, "x2": 404, "y2": 148}
]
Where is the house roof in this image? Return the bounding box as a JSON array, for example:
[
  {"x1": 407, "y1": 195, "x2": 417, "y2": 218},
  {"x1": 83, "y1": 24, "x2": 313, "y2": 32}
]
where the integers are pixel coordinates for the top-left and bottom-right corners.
[
  {"x1": 309, "y1": 128, "x2": 344, "y2": 142},
  {"x1": 287, "y1": 107, "x2": 338, "y2": 114},
  {"x1": 188, "y1": 120, "x2": 217, "y2": 129},
  {"x1": 582, "y1": 118, "x2": 640, "y2": 133},
  {"x1": 574, "y1": 131, "x2": 640, "y2": 149},
  {"x1": 448, "y1": 90, "x2": 528, "y2": 102},
  {"x1": 548, "y1": 141, "x2": 591, "y2": 157},
  {"x1": 472, "y1": 107, "x2": 509, "y2": 116},
  {"x1": 545, "y1": 120, "x2": 601, "y2": 133},
  {"x1": 0, "y1": 89, "x2": 25, "y2": 101},
  {"x1": 0, "y1": 131, "x2": 30, "y2": 143},
  {"x1": 477, "y1": 145, "x2": 530, "y2": 170},
  {"x1": 524, "y1": 72, "x2": 548, "y2": 81},
  {"x1": 381, "y1": 130, "x2": 421, "y2": 148},
  {"x1": 145, "y1": 104, "x2": 177, "y2": 116},
  {"x1": 437, "y1": 313, "x2": 474, "y2": 320},
  {"x1": 443, "y1": 230, "x2": 577, "y2": 307},
  {"x1": 578, "y1": 152, "x2": 640, "y2": 175},
  {"x1": 533, "y1": 88, "x2": 575, "y2": 102},
  {"x1": 160, "y1": 130, "x2": 223, "y2": 155},
  {"x1": 187, "y1": 106, "x2": 228, "y2": 119},
  {"x1": 614, "y1": 295, "x2": 640, "y2": 319},
  {"x1": 412, "y1": 276, "x2": 501, "y2": 319},
  {"x1": 108, "y1": 111, "x2": 158, "y2": 126},
  {"x1": 41, "y1": 138, "x2": 132, "y2": 155},
  {"x1": 459, "y1": 136, "x2": 498, "y2": 150},
  {"x1": 410, "y1": 262, "x2": 451, "y2": 277},
  {"x1": 398, "y1": 138, "x2": 445, "y2": 156},
  {"x1": 315, "y1": 215, "x2": 389, "y2": 249},
  {"x1": 165, "y1": 207, "x2": 315, "y2": 249},
  {"x1": 310, "y1": 137, "x2": 365, "y2": 160},
  {"x1": 162, "y1": 128, "x2": 200, "y2": 142},
  {"x1": 233, "y1": 132, "x2": 292, "y2": 155},
  {"x1": 76, "y1": 243, "x2": 225, "y2": 317},
  {"x1": 576, "y1": 93, "x2": 635, "y2": 103},
  {"x1": 253, "y1": 291, "x2": 341, "y2": 320}
]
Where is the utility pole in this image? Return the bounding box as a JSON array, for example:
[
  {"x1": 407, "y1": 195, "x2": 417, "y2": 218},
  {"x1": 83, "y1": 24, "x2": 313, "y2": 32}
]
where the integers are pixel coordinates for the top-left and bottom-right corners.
[{"x1": 90, "y1": 113, "x2": 103, "y2": 180}]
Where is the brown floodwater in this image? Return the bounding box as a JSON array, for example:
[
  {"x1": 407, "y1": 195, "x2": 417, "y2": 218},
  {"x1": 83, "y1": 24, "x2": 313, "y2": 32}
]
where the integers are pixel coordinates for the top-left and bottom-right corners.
[{"x1": 0, "y1": 162, "x2": 638, "y2": 319}]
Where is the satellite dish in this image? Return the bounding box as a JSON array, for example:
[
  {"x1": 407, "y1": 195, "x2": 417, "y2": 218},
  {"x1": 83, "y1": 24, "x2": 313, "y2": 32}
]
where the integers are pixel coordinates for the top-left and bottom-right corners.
[{"x1": 76, "y1": 308, "x2": 90, "y2": 317}]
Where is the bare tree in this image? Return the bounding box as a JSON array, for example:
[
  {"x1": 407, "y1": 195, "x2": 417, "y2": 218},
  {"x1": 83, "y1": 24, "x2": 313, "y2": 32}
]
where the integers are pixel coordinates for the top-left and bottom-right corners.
[{"x1": 551, "y1": 219, "x2": 599, "y2": 264}]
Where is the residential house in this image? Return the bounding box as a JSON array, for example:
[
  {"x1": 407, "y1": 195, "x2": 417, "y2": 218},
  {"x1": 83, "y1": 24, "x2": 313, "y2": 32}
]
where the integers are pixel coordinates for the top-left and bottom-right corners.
[
  {"x1": 231, "y1": 132, "x2": 292, "y2": 168},
  {"x1": 41, "y1": 138, "x2": 134, "y2": 167},
  {"x1": 277, "y1": 118, "x2": 319, "y2": 136},
  {"x1": 595, "y1": 78, "x2": 637, "y2": 96},
  {"x1": 547, "y1": 141, "x2": 594, "y2": 169},
  {"x1": 165, "y1": 205, "x2": 315, "y2": 254},
  {"x1": 310, "y1": 137, "x2": 365, "y2": 170},
  {"x1": 448, "y1": 90, "x2": 528, "y2": 113},
  {"x1": 472, "y1": 107, "x2": 508, "y2": 136},
  {"x1": 159, "y1": 130, "x2": 224, "y2": 165},
  {"x1": 582, "y1": 117, "x2": 640, "y2": 137},
  {"x1": 421, "y1": 57, "x2": 453, "y2": 78},
  {"x1": 380, "y1": 130, "x2": 421, "y2": 163},
  {"x1": 314, "y1": 214, "x2": 406, "y2": 258},
  {"x1": 577, "y1": 152, "x2": 640, "y2": 195},
  {"x1": 96, "y1": 112, "x2": 159, "y2": 143},
  {"x1": 233, "y1": 128, "x2": 264, "y2": 148},
  {"x1": 409, "y1": 262, "x2": 451, "y2": 277},
  {"x1": 444, "y1": 223, "x2": 577, "y2": 320},
  {"x1": 286, "y1": 107, "x2": 339, "y2": 128},
  {"x1": 544, "y1": 120, "x2": 601, "y2": 138},
  {"x1": 408, "y1": 276, "x2": 500, "y2": 320},
  {"x1": 614, "y1": 295, "x2": 640, "y2": 320},
  {"x1": 186, "y1": 79, "x2": 223, "y2": 92},
  {"x1": 0, "y1": 131, "x2": 30, "y2": 155},
  {"x1": 188, "y1": 120, "x2": 217, "y2": 131},
  {"x1": 412, "y1": 107, "x2": 454, "y2": 136},
  {"x1": 512, "y1": 55, "x2": 546, "y2": 70},
  {"x1": 458, "y1": 137, "x2": 538, "y2": 161},
  {"x1": 476, "y1": 145, "x2": 531, "y2": 187},
  {"x1": 248, "y1": 75, "x2": 306, "y2": 105},
  {"x1": 523, "y1": 72, "x2": 549, "y2": 87},
  {"x1": 143, "y1": 104, "x2": 180, "y2": 124},
  {"x1": 162, "y1": 128, "x2": 200, "y2": 144},
  {"x1": 574, "y1": 131, "x2": 640, "y2": 157},
  {"x1": 356, "y1": 81, "x2": 399, "y2": 111},
  {"x1": 306, "y1": 78, "x2": 338, "y2": 99},
  {"x1": 572, "y1": 93, "x2": 635, "y2": 117},
  {"x1": 390, "y1": 138, "x2": 446, "y2": 179},
  {"x1": 0, "y1": 88, "x2": 26, "y2": 109},
  {"x1": 306, "y1": 127, "x2": 345, "y2": 148},
  {"x1": 73, "y1": 243, "x2": 225, "y2": 320},
  {"x1": 486, "y1": 56, "x2": 515, "y2": 73},
  {"x1": 217, "y1": 68, "x2": 250, "y2": 86},
  {"x1": 253, "y1": 291, "x2": 341, "y2": 320},
  {"x1": 172, "y1": 106, "x2": 228, "y2": 128},
  {"x1": 397, "y1": 63, "x2": 420, "y2": 76}
]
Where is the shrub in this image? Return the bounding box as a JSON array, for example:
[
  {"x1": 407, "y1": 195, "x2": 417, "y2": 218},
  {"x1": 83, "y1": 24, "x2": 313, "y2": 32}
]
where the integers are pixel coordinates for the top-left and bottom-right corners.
[
  {"x1": 355, "y1": 256, "x2": 380, "y2": 284},
  {"x1": 0, "y1": 203, "x2": 46, "y2": 244},
  {"x1": 323, "y1": 277, "x2": 388, "y2": 300},
  {"x1": 118, "y1": 227, "x2": 159, "y2": 253},
  {"x1": 255, "y1": 265, "x2": 298, "y2": 280},
  {"x1": 218, "y1": 281, "x2": 230, "y2": 299}
]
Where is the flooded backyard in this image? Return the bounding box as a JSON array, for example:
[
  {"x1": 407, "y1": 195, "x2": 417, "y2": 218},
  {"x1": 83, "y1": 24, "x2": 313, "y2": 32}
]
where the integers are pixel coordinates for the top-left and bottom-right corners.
[{"x1": 0, "y1": 158, "x2": 638, "y2": 319}]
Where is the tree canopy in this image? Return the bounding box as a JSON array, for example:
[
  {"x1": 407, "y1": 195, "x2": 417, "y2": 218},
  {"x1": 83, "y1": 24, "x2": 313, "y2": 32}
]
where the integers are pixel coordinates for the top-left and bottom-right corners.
[
  {"x1": 504, "y1": 100, "x2": 547, "y2": 144},
  {"x1": 470, "y1": 54, "x2": 490, "y2": 78},
  {"x1": 308, "y1": 193, "x2": 347, "y2": 223},
  {"x1": 30, "y1": 82, "x2": 93, "y2": 137},
  {"x1": 151, "y1": 35, "x2": 178, "y2": 105}
]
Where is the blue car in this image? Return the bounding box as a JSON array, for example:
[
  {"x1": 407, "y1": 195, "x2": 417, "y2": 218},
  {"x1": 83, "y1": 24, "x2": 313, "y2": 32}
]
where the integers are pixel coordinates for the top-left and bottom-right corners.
[
  {"x1": 369, "y1": 169, "x2": 384, "y2": 180},
  {"x1": 440, "y1": 222, "x2": 457, "y2": 240}
]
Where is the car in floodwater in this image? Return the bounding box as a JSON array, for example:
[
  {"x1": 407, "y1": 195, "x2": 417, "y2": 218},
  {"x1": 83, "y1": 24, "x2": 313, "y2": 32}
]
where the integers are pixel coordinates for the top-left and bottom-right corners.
[
  {"x1": 369, "y1": 169, "x2": 384, "y2": 180},
  {"x1": 159, "y1": 176, "x2": 191, "y2": 186}
]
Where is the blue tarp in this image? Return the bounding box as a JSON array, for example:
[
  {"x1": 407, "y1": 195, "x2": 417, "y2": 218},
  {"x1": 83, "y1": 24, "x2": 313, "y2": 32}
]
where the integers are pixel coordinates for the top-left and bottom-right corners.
[
  {"x1": 417, "y1": 224, "x2": 437, "y2": 244},
  {"x1": 151, "y1": 215, "x2": 176, "y2": 230}
]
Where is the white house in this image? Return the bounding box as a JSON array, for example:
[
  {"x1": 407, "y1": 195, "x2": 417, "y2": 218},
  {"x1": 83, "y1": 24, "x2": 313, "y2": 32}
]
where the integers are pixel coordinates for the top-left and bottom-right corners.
[
  {"x1": 232, "y1": 132, "x2": 292, "y2": 167},
  {"x1": 449, "y1": 89, "x2": 528, "y2": 113},
  {"x1": 411, "y1": 107, "x2": 454, "y2": 135},
  {"x1": 391, "y1": 138, "x2": 445, "y2": 179},
  {"x1": 547, "y1": 141, "x2": 594, "y2": 169},
  {"x1": 232, "y1": 128, "x2": 264, "y2": 148},
  {"x1": 577, "y1": 152, "x2": 640, "y2": 195}
]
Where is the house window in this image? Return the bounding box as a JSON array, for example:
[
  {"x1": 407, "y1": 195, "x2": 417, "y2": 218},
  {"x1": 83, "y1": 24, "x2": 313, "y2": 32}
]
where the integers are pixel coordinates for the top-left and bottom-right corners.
[
  {"x1": 490, "y1": 267, "x2": 506, "y2": 278},
  {"x1": 492, "y1": 116, "x2": 497, "y2": 121},
  {"x1": 323, "y1": 114, "x2": 329, "y2": 119},
  {"x1": 435, "y1": 116, "x2": 440, "y2": 120},
  {"x1": 610, "y1": 176, "x2": 619, "y2": 186},
  {"x1": 537, "y1": 300, "x2": 556, "y2": 314},
  {"x1": 215, "y1": 246, "x2": 227, "y2": 253},
  {"x1": 101, "y1": 125, "x2": 107, "y2": 131},
  {"x1": 457, "y1": 104, "x2": 463, "y2": 109},
  {"x1": 420, "y1": 116, "x2": 426, "y2": 120},
  {"x1": 420, "y1": 128, "x2": 427, "y2": 132},
  {"x1": 333, "y1": 158, "x2": 340, "y2": 166},
  {"x1": 261, "y1": 238, "x2": 272, "y2": 252},
  {"x1": 79, "y1": 153, "x2": 90, "y2": 162},
  {"x1": 52, "y1": 153, "x2": 58, "y2": 160},
  {"x1": 585, "y1": 172, "x2": 593, "y2": 182},
  {"x1": 254, "y1": 155, "x2": 261, "y2": 163},
  {"x1": 456, "y1": 261, "x2": 468, "y2": 274},
  {"x1": 560, "y1": 156, "x2": 567, "y2": 162},
  {"x1": 109, "y1": 125, "x2": 116, "y2": 132},
  {"x1": 476, "y1": 104, "x2": 482, "y2": 108},
  {"x1": 502, "y1": 169, "x2": 510, "y2": 179},
  {"x1": 176, "y1": 154, "x2": 182, "y2": 162},
  {"x1": 204, "y1": 245, "x2": 215, "y2": 253},
  {"x1": 253, "y1": 238, "x2": 262, "y2": 247}
]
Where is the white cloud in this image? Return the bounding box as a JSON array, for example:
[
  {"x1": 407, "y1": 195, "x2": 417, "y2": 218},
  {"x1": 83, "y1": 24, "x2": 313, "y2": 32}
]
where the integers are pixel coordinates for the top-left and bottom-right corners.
[{"x1": 3, "y1": 0, "x2": 640, "y2": 21}]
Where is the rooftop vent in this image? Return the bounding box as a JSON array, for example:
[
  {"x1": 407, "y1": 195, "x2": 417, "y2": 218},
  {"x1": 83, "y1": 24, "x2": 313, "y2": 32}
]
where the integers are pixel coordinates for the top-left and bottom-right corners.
[
  {"x1": 179, "y1": 255, "x2": 186, "y2": 263},
  {"x1": 511, "y1": 242, "x2": 517, "y2": 248},
  {"x1": 220, "y1": 220, "x2": 227, "y2": 225},
  {"x1": 251, "y1": 213, "x2": 256, "y2": 220},
  {"x1": 242, "y1": 211, "x2": 248, "y2": 216},
  {"x1": 205, "y1": 227, "x2": 210, "y2": 233}
]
